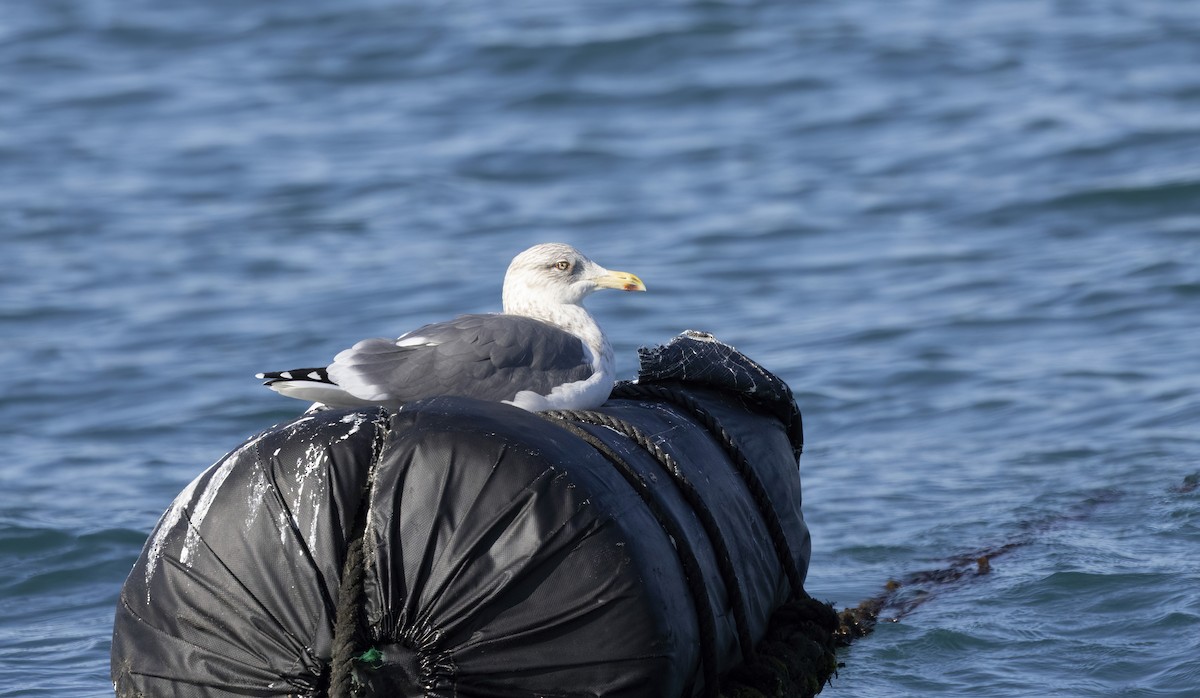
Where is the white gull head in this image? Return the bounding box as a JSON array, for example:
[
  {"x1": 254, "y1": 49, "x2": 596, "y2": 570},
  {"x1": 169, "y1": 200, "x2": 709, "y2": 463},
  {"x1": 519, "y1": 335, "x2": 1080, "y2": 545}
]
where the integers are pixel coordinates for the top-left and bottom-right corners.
[
  {"x1": 500, "y1": 243, "x2": 646, "y2": 411},
  {"x1": 502, "y1": 242, "x2": 645, "y2": 319}
]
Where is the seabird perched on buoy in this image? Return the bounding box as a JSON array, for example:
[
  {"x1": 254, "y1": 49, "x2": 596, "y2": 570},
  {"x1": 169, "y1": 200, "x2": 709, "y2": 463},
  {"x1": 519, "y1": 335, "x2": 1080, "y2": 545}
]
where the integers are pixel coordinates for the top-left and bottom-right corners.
[{"x1": 256, "y1": 243, "x2": 646, "y2": 412}]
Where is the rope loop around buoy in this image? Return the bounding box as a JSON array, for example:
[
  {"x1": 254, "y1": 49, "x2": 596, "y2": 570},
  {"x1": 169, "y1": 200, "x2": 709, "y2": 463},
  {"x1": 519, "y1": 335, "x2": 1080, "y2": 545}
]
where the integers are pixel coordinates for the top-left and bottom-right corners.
[
  {"x1": 612, "y1": 383, "x2": 807, "y2": 599},
  {"x1": 539, "y1": 412, "x2": 723, "y2": 697},
  {"x1": 326, "y1": 410, "x2": 389, "y2": 698}
]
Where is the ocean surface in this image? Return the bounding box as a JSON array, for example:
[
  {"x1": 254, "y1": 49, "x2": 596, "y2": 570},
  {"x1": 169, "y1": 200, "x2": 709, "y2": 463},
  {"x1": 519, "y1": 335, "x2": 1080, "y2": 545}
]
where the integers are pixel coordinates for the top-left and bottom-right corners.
[{"x1": 2, "y1": 1, "x2": 1198, "y2": 695}]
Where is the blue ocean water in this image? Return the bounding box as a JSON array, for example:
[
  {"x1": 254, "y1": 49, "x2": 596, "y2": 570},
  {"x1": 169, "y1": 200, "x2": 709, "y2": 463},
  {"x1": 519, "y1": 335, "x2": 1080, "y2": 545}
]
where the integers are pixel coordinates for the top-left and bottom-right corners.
[{"x1": 2, "y1": 1, "x2": 1199, "y2": 695}]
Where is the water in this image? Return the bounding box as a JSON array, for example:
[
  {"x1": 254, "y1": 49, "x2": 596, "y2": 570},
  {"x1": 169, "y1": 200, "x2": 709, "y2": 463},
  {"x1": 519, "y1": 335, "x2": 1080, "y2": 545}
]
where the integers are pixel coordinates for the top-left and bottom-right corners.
[{"x1": 2, "y1": 1, "x2": 1198, "y2": 695}]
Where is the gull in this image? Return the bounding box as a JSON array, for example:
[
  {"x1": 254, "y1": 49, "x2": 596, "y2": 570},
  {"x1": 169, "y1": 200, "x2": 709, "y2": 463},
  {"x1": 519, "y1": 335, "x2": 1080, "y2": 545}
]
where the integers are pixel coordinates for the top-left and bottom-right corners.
[{"x1": 256, "y1": 243, "x2": 646, "y2": 412}]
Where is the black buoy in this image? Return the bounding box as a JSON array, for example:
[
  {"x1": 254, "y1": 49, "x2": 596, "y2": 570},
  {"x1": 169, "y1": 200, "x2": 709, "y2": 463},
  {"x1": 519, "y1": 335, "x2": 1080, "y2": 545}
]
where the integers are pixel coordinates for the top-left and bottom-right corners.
[{"x1": 112, "y1": 333, "x2": 834, "y2": 698}]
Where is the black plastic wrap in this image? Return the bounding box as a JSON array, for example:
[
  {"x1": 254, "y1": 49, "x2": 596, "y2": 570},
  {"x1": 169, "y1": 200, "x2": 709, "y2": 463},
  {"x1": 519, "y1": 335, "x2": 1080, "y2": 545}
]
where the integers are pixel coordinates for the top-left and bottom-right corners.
[{"x1": 113, "y1": 334, "x2": 810, "y2": 697}]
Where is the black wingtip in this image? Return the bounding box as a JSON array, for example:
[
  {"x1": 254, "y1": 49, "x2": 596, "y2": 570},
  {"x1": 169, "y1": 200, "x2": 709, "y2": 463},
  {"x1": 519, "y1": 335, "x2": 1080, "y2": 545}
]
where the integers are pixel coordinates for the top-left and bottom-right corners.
[{"x1": 256, "y1": 368, "x2": 334, "y2": 386}]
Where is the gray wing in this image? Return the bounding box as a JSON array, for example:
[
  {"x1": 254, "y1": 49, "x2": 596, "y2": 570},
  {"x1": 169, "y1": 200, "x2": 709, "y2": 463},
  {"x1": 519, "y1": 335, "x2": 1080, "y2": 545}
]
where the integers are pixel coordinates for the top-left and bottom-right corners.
[{"x1": 326, "y1": 314, "x2": 595, "y2": 405}]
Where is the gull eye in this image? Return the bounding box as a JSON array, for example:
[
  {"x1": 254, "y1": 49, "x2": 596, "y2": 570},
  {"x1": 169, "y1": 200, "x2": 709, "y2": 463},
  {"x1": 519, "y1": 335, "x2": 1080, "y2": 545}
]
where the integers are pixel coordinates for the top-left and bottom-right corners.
[{"x1": 554, "y1": 260, "x2": 570, "y2": 271}]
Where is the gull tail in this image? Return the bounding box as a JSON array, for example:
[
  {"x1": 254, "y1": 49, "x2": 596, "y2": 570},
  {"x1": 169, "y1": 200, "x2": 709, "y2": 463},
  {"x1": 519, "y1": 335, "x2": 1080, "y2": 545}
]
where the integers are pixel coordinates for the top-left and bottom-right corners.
[{"x1": 256, "y1": 367, "x2": 376, "y2": 407}]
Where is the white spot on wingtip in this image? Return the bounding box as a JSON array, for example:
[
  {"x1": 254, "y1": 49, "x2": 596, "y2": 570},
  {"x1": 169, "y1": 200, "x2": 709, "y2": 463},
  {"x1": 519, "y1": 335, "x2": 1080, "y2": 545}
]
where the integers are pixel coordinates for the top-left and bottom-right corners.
[
  {"x1": 280, "y1": 371, "x2": 293, "y2": 380},
  {"x1": 307, "y1": 371, "x2": 322, "y2": 380}
]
